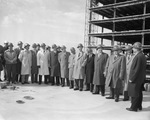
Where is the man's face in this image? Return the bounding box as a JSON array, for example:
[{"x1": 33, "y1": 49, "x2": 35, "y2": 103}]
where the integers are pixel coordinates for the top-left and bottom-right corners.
[
  {"x1": 78, "y1": 47, "x2": 82, "y2": 52},
  {"x1": 97, "y1": 48, "x2": 102, "y2": 53},
  {"x1": 19, "y1": 44, "x2": 23, "y2": 48},
  {"x1": 126, "y1": 50, "x2": 132, "y2": 55},
  {"x1": 25, "y1": 46, "x2": 30, "y2": 50}
]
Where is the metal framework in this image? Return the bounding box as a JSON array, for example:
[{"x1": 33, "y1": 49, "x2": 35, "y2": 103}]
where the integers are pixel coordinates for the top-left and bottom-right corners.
[{"x1": 84, "y1": 0, "x2": 150, "y2": 52}]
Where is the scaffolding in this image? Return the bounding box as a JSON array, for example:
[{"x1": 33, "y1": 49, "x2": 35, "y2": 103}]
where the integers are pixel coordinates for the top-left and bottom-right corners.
[{"x1": 84, "y1": 0, "x2": 150, "y2": 53}]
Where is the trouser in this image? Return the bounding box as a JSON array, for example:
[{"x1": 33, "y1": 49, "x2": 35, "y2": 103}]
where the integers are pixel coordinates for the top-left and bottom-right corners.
[
  {"x1": 15, "y1": 74, "x2": 22, "y2": 82},
  {"x1": 69, "y1": 80, "x2": 74, "y2": 88},
  {"x1": 39, "y1": 75, "x2": 49, "y2": 84},
  {"x1": 22, "y1": 75, "x2": 29, "y2": 83},
  {"x1": 31, "y1": 74, "x2": 38, "y2": 83},
  {"x1": 86, "y1": 83, "x2": 94, "y2": 92},
  {"x1": 61, "y1": 78, "x2": 69, "y2": 86},
  {"x1": 94, "y1": 85, "x2": 105, "y2": 95},
  {"x1": 130, "y1": 87, "x2": 143, "y2": 110},
  {"x1": 51, "y1": 76, "x2": 60, "y2": 85},
  {"x1": 3, "y1": 63, "x2": 7, "y2": 80},
  {"x1": 6, "y1": 64, "x2": 16, "y2": 83},
  {"x1": 74, "y1": 79, "x2": 84, "y2": 90},
  {"x1": 124, "y1": 91, "x2": 129, "y2": 99},
  {"x1": 110, "y1": 87, "x2": 120, "y2": 99}
]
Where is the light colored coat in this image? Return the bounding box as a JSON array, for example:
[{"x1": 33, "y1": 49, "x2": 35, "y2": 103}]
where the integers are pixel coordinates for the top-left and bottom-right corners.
[
  {"x1": 73, "y1": 51, "x2": 87, "y2": 79},
  {"x1": 37, "y1": 49, "x2": 50, "y2": 75},
  {"x1": 93, "y1": 53, "x2": 108, "y2": 85},
  {"x1": 124, "y1": 54, "x2": 134, "y2": 91},
  {"x1": 58, "y1": 51, "x2": 70, "y2": 78},
  {"x1": 105, "y1": 54, "x2": 126, "y2": 89},
  {"x1": 19, "y1": 50, "x2": 32, "y2": 75},
  {"x1": 68, "y1": 54, "x2": 75, "y2": 80}
]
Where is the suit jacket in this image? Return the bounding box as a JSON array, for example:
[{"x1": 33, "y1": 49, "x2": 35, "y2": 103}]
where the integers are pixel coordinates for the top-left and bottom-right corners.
[
  {"x1": 128, "y1": 51, "x2": 146, "y2": 97},
  {"x1": 93, "y1": 52, "x2": 108, "y2": 85},
  {"x1": 105, "y1": 54, "x2": 126, "y2": 88},
  {"x1": 85, "y1": 53, "x2": 95, "y2": 84}
]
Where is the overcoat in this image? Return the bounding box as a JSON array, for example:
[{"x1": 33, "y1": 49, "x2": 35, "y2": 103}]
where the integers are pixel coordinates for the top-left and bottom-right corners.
[
  {"x1": 93, "y1": 53, "x2": 108, "y2": 85},
  {"x1": 19, "y1": 50, "x2": 32, "y2": 75},
  {"x1": 50, "y1": 51, "x2": 60, "y2": 77},
  {"x1": 128, "y1": 51, "x2": 146, "y2": 97},
  {"x1": 73, "y1": 51, "x2": 87, "y2": 79},
  {"x1": 37, "y1": 49, "x2": 50, "y2": 75},
  {"x1": 105, "y1": 54, "x2": 126, "y2": 88},
  {"x1": 0, "y1": 45, "x2": 4, "y2": 71},
  {"x1": 124, "y1": 54, "x2": 134, "y2": 91},
  {"x1": 85, "y1": 54, "x2": 95, "y2": 84},
  {"x1": 58, "y1": 51, "x2": 70, "y2": 78},
  {"x1": 68, "y1": 54, "x2": 75, "y2": 80},
  {"x1": 14, "y1": 47, "x2": 24, "y2": 74},
  {"x1": 30, "y1": 49, "x2": 38, "y2": 74}
]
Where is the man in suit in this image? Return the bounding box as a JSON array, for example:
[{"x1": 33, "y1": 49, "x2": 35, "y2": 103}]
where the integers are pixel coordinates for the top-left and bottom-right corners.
[
  {"x1": 105, "y1": 45, "x2": 126, "y2": 102},
  {"x1": 73, "y1": 43, "x2": 87, "y2": 91},
  {"x1": 93, "y1": 44, "x2": 108, "y2": 95},
  {"x1": 4, "y1": 43, "x2": 17, "y2": 84},
  {"x1": 58, "y1": 45, "x2": 70, "y2": 87},
  {"x1": 0, "y1": 45, "x2": 4, "y2": 81},
  {"x1": 123, "y1": 45, "x2": 133, "y2": 101},
  {"x1": 126, "y1": 42, "x2": 146, "y2": 112},
  {"x1": 84, "y1": 48, "x2": 95, "y2": 92},
  {"x1": 14, "y1": 41, "x2": 24, "y2": 83},
  {"x1": 50, "y1": 44, "x2": 60, "y2": 85}
]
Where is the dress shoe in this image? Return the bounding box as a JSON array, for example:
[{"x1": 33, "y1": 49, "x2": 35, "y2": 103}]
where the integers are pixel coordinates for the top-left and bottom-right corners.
[
  {"x1": 126, "y1": 108, "x2": 137, "y2": 112},
  {"x1": 138, "y1": 106, "x2": 142, "y2": 110},
  {"x1": 74, "y1": 88, "x2": 79, "y2": 90},
  {"x1": 106, "y1": 96, "x2": 114, "y2": 99},
  {"x1": 115, "y1": 99, "x2": 119, "y2": 102},
  {"x1": 79, "y1": 89, "x2": 83, "y2": 91},
  {"x1": 101, "y1": 93, "x2": 105, "y2": 96},
  {"x1": 123, "y1": 98, "x2": 129, "y2": 101},
  {"x1": 92, "y1": 92, "x2": 99, "y2": 95}
]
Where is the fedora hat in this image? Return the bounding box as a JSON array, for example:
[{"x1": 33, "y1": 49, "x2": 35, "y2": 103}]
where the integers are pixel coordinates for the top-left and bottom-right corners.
[
  {"x1": 52, "y1": 44, "x2": 57, "y2": 49},
  {"x1": 24, "y1": 43, "x2": 30, "y2": 48},
  {"x1": 77, "y1": 43, "x2": 83, "y2": 48},
  {"x1": 96, "y1": 44, "x2": 104, "y2": 50},
  {"x1": 124, "y1": 45, "x2": 132, "y2": 51},
  {"x1": 132, "y1": 42, "x2": 142, "y2": 49},
  {"x1": 112, "y1": 45, "x2": 122, "y2": 51},
  {"x1": 17, "y1": 41, "x2": 23, "y2": 45},
  {"x1": 40, "y1": 43, "x2": 46, "y2": 47},
  {"x1": 8, "y1": 43, "x2": 13, "y2": 47},
  {"x1": 32, "y1": 43, "x2": 37, "y2": 48}
]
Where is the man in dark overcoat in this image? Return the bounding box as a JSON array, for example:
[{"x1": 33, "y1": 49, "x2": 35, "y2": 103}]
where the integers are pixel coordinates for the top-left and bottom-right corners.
[
  {"x1": 84, "y1": 48, "x2": 95, "y2": 92},
  {"x1": 0, "y1": 45, "x2": 4, "y2": 81},
  {"x1": 126, "y1": 42, "x2": 146, "y2": 112},
  {"x1": 105, "y1": 45, "x2": 126, "y2": 102},
  {"x1": 14, "y1": 41, "x2": 24, "y2": 83},
  {"x1": 50, "y1": 44, "x2": 60, "y2": 85},
  {"x1": 93, "y1": 45, "x2": 108, "y2": 95}
]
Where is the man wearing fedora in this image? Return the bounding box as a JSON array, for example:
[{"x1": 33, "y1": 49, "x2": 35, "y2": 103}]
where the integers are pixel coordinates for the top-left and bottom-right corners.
[
  {"x1": 14, "y1": 41, "x2": 24, "y2": 83},
  {"x1": 30, "y1": 43, "x2": 38, "y2": 83},
  {"x1": 84, "y1": 47, "x2": 95, "y2": 92},
  {"x1": 123, "y1": 45, "x2": 133, "y2": 101},
  {"x1": 4, "y1": 43, "x2": 17, "y2": 84},
  {"x1": 93, "y1": 44, "x2": 108, "y2": 95},
  {"x1": 50, "y1": 44, "x2": 60, "y2": 85},
  {"x1": 73, "y1": 43, "x2": 87, "y2": 91},
  {"x1": 126, "y1": 42, "x2": 146, "y2": 112},
  {"x1": 105, "y1": 45, "x2": 126, "y2": 102},
  {"x1": 19, "y1": 43, "x2": 32, "y2": 84},
  {"x1": 37, "y1": 43, "x2": 50, "y2": 84},
  {"x1": 58, "y1": 45, "x2": 70, "y2": 87}
]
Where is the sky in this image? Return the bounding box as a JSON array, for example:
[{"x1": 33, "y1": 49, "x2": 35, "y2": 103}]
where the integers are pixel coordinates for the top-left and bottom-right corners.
[{"x1": 0, "y1": 0, "x2": 86, "y2": 50}]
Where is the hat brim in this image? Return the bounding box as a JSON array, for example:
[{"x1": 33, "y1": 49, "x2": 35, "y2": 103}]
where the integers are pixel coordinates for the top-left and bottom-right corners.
[{"x1": 77, "y1": 46, "x2": 83, "y2": 48}]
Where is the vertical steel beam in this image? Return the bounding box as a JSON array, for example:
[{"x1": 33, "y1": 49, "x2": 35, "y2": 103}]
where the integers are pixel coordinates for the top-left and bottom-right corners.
[{"x1": 142, "y1": 2, "x2": 146, "y2": 45}]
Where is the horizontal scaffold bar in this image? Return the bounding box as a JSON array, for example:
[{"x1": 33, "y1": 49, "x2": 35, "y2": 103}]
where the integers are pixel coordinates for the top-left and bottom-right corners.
[
  {"x1": 87, "y1": 45, "x2": 150, "y2": 50},
  {"x1": 90, "y1": 0, "x2": 149, "y2": 11},
  {"x1": 89, "y1": 13, "x2": 150, "y2": 24},
  {"x1": 89, "y1": 29, "x2": 150, "y2": 37}
]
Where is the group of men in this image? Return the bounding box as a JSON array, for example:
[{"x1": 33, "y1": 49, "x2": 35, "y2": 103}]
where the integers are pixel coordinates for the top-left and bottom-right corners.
[{"x1": 0, "y1": 41, "x2": 146, "y2": 112}]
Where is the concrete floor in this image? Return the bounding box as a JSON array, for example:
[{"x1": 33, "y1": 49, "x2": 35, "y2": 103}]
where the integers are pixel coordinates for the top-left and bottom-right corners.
[{"x1": 0, "y1": 83, "x2": 150, "y2": 120}]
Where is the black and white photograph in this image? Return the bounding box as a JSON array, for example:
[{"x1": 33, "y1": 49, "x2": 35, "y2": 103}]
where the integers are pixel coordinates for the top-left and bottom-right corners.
[{"x1": 0, "y1": 0, "x2": 150, "y2": 120}]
